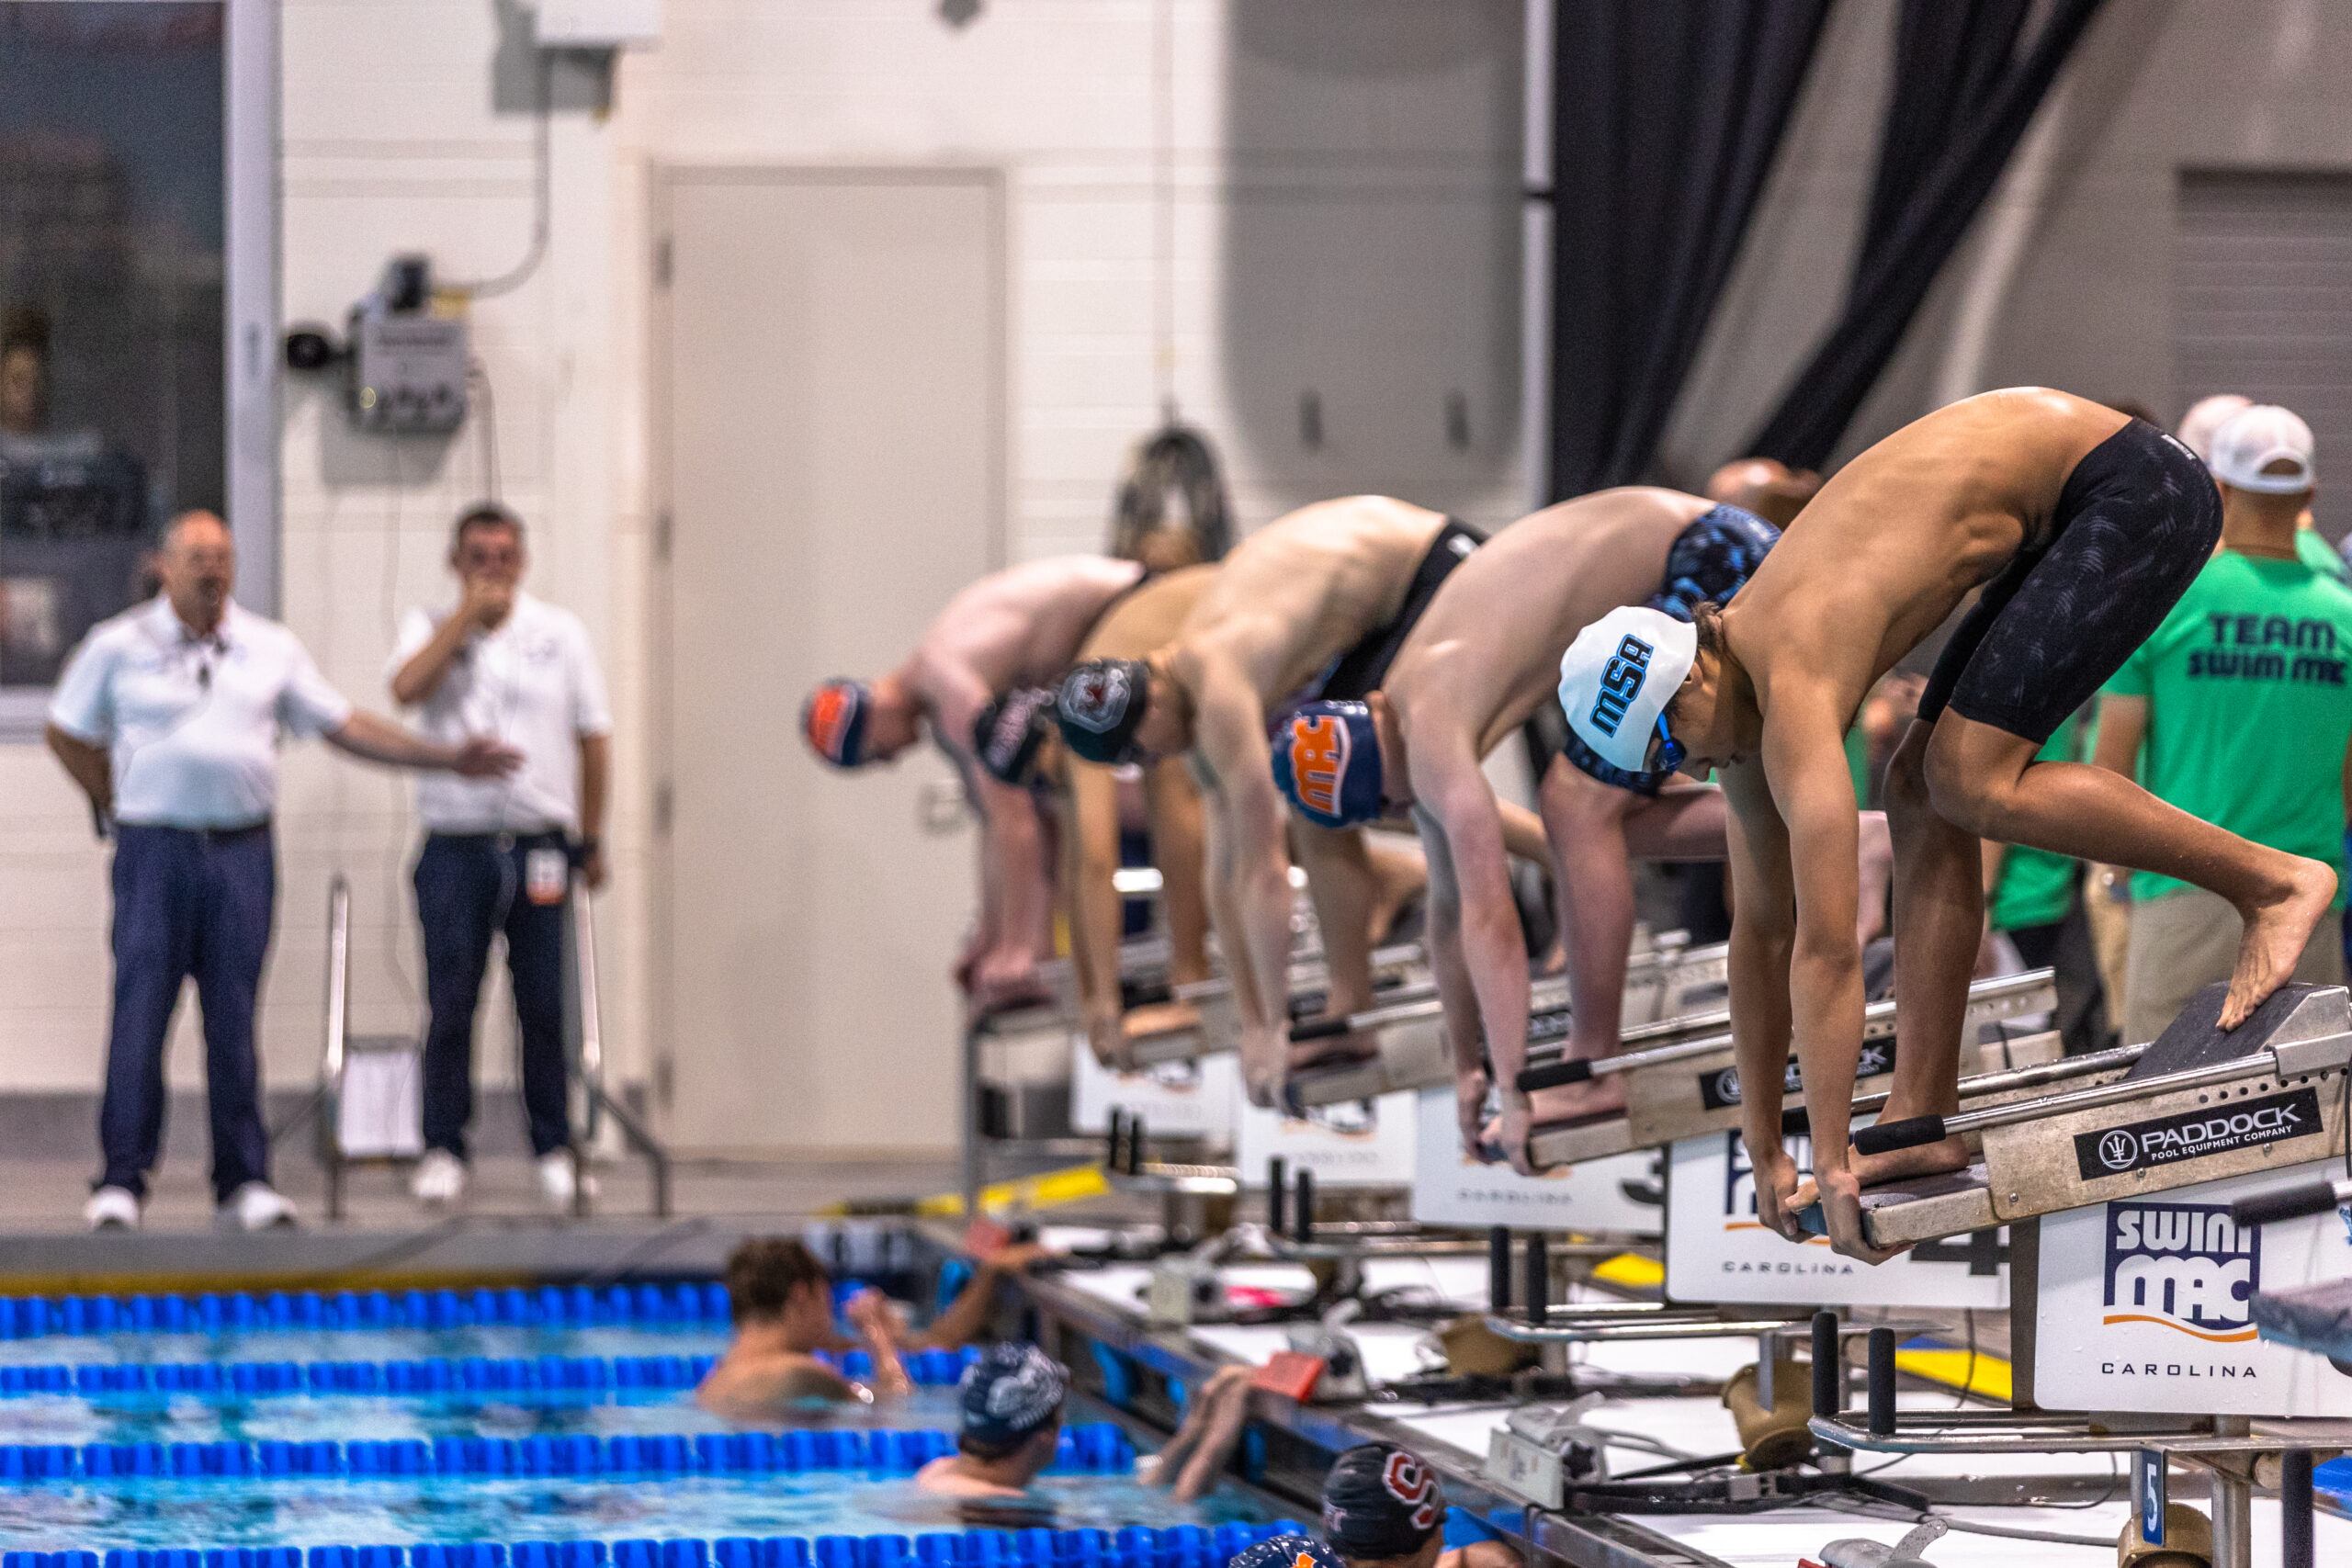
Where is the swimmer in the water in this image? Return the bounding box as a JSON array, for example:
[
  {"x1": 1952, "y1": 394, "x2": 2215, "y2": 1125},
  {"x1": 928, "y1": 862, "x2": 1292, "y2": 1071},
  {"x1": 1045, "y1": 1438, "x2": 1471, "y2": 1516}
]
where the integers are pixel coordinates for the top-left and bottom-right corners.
[
  {"x1": 1053, "y1": 498, "x2": 1512, "y2": 1107},
  {"x1": 915, "y1": 1342, "x2": 1068, "y2": 1499},
  {"x1": 1222, "y1": 1444, "x2": 1521, "y2": 1568},
  {"x1": 1267, "y1": 491, "x2": 1887, "y2": 1169},
  {"x1": 803, "y1": 557, "x2": 1147, "y2": 1013},
  {"x1": 696, "y1": 1237, "x2": 1052, "y2": 1417},
  {"x1": 1556, "y1": 389, "x2": 2337, "y2": 1262}
]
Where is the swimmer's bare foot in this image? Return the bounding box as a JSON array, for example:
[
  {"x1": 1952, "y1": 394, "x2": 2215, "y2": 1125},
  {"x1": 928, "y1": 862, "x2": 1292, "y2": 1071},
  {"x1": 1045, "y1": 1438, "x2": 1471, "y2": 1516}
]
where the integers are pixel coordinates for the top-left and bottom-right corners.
[
  {"x1": 1845, "y1": 1133, "x2": 1972, "y2": 1190},
  {"x1": 1288, "y1": 1030, "x2": 1378, "y2": 1073},
  {"x1": 1524, "y1": 1077, "x2": 1626, "y2": 1123},
  {"x1": 2223, "y1": 856, "x2": 2337, "y2": 1029}
]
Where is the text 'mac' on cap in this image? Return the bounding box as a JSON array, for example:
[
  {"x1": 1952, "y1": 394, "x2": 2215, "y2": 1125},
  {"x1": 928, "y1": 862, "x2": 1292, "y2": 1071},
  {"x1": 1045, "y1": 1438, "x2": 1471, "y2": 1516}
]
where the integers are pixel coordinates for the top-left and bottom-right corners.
[{"x1": 1271, "y1": 700, "x2": 1384, "y2": 829}]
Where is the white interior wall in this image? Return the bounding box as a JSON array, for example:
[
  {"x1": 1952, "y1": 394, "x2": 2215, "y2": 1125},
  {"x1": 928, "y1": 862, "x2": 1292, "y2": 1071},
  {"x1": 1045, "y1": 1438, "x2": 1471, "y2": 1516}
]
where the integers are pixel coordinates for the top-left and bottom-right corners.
[{"x1": 0, "y1": 2, "x2": 1528, "y2": 1134}]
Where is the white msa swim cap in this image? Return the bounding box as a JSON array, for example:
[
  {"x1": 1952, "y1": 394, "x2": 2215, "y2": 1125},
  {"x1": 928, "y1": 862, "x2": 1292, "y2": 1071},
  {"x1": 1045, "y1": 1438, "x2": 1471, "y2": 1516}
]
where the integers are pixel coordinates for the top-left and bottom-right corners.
[{"x1": 1558, "y1": 606, "x2": 1698, "y2": 776}]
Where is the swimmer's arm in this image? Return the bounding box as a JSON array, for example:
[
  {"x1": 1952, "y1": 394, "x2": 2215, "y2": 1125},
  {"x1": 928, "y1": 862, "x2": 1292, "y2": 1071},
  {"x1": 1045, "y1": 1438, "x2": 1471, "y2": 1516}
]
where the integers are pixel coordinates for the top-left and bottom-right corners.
[
  {"x1": 1143, "y1": 760, "x2": 1213, "y2": 987},
  {"x1": 1438, "y1": 1541, "x2": 1524, "y2": 1568},
  {"x1": 1496, "y1": 798, "x2": 1551, "y2": 864},
  {"x1": 1761, "y1": 702, "x2": 1865, "y2": 1171},
  {"x1": 1539, "y1": 766, "x2": 1646, "y2": 1063},
  {"x1": 1414, "y1": 746, "x2": 1530, "y2": 1148},
  {"x1": 1721, "y1": 760, "x2": 1796, "y2": 1157},
  {"x1": 844, "y1": 1288, "x2": 914, "y2": 1402},
  {"x1": 907, "y1": 1243, "x2": 1054, "y2": 1350},
  {"x1": 1064, "y1": 758, "x2": 1131, "y2": 1060},
  {"x1": 1192, "y1": 667, "x2": 1297, "y2": 1101}
]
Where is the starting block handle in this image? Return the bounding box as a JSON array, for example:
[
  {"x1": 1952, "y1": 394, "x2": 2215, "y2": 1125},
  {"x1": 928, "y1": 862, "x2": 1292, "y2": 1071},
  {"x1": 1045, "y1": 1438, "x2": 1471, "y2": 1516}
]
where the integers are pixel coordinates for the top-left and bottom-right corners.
[
  {"x1": 1515, "y1": 1057, "x2": 1593, "y2": 1091},
  {"x1": 1852, "y1": 1114, "x2": 1945, "y2": 1156},
  {"x1": 2230, "y1": 1178, "x2": 2352, "y2": 1228},
  {"x1": 1288, "y1": 1016, "x2": 1351, "y2": 1043}
]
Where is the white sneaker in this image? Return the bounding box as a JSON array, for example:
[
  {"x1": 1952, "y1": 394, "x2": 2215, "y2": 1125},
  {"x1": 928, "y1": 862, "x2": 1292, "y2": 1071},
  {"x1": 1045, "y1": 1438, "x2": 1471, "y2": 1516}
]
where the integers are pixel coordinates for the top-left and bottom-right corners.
[
  {"x1": 410, "y1": 1149, "x2": 469, "y2": 1208},
  {"x1": 538, "y1": 1149, "x2": 598, "y2": 1211},
  {"x1": 216, "y1": 1181, "x2": 298, "y2": 1232},
  {"x1": 84, "y1": 1187, "x2": 141, "y2": 1231}
]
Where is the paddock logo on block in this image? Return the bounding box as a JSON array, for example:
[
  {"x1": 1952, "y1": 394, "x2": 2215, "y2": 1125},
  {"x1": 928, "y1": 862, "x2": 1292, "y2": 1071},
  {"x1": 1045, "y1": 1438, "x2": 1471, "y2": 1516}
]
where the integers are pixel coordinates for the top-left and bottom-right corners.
[
  {"x1": 2072, "y1": 1089, "x2": 2321, "y2": 1180},
  {"x1": 2101, "y1": 1201, "x2": 2259, "y2": 1341},
  {"x1": 1697, "y1": 1040, "x2": 1893, "y2": 1111}
]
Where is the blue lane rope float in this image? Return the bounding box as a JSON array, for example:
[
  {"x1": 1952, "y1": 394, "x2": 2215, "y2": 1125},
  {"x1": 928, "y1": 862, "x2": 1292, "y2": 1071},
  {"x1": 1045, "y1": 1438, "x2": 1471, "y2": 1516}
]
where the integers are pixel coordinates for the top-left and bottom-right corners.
[
  {"x1": 0, "y1": 1348, "x2": 979, "y2": 1403},
  {"x1": 0, "y1": 1421, "x2": 1135, "y2": 1483},
  {"x1": 6, "y1": 1517, "x2": 1333, "y2": 1568},
  {"x1": 0, "y1": 1284, "x2": 737, "y2": 1340}
]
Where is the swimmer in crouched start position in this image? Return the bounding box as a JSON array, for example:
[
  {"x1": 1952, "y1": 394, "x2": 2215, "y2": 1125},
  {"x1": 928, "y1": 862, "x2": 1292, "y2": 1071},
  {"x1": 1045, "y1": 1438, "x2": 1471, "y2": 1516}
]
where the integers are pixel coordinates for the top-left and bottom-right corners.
[{"x1": 1555, "y1": 389, "x2": 2336, "y2": 1263}]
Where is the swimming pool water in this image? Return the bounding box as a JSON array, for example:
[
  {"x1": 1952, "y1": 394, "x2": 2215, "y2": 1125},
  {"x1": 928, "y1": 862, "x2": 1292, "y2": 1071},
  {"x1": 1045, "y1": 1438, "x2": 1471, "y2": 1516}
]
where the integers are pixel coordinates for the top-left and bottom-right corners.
[
  {"x1": 0, "y1": 1314, "x2": 1278, "y2": 1553},
  {"x1": 0, "y1": 1470, "x2": 1280, "y2": 1552}
]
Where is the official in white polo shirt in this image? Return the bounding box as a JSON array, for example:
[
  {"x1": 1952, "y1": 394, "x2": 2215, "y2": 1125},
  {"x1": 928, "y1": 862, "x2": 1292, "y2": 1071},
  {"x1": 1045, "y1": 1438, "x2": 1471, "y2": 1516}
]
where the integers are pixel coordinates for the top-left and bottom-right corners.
[
  {"x1": 45, "y1": 512, "x2": 520, "y2": 1232},
  {"x1": 390, "y1": 503, "x2": 613, "y2": 1212}
]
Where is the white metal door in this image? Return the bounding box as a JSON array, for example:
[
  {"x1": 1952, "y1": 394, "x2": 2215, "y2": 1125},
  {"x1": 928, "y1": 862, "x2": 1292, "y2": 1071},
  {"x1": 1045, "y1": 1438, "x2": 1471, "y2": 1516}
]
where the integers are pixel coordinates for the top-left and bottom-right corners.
[{"x1": 658, "y1": 169, "x2": 1001, "y2": 1153}]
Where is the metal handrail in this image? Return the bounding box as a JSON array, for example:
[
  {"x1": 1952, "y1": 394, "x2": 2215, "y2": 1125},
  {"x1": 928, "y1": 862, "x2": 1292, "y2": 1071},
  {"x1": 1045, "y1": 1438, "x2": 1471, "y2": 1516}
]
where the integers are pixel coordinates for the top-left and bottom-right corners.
[
  {"x1": 570, "y1": 886, "x2": 671, "y2": 1217},
  {"x1": 320, "y1": 874, "x2": 353, "y2": 1220}
]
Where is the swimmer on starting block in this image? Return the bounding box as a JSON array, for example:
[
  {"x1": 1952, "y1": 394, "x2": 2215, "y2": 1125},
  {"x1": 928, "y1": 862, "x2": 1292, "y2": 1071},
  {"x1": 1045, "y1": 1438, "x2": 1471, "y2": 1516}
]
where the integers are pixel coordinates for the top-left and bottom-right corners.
[
  {"x1": 696, "y1": 1237, "x2": 1052, "y2": 1417},
  {"x1": 803, "y1": 558, "x2": 1148, "y2": 1012},
  {"x1": 1265, "y1": 491, "x2": 1889, "y2": 1168},
  {"x1": 1003, "y1": 565, "x2": 1221, "y2": 1068},
  {"x1": 1555, "y1": 389, "x2": 2338, "y2": 1262},
  {"x1": 1052, "y1": 498, "x2": 1540, "y2": 1105}
]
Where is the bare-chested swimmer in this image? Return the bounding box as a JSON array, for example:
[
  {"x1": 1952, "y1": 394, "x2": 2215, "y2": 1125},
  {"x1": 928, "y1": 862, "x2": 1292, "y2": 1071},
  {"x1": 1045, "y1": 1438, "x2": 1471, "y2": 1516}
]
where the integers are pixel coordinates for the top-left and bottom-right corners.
[
  {"x1": 1264, "y1": 491, "x2": 1778, "y2": 1168},
  {"x1": 1051, "y1": 498, "x2": 1519, "y2": 1106},
  {"x1": 1556, "y1": 389, "x2": 2338, "y2": 1261},
  {"x1": 802, "y1": 557, "x2": 1146, "y2": 1012}
]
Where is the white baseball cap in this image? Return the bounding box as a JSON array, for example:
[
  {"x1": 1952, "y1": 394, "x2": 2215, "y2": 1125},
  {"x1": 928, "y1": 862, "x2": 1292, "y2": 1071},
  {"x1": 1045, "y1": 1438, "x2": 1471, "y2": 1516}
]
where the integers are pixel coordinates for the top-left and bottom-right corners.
[
  {"x1": 2209, "y1": 404, "x2": 2315, "y2": 495},
  {"x1": 2176, "y1": 393, "x2": 2252, "y2": 463},
  {"x1": 1558, "y1": 606, "x2": 1698, "y2": 776}
]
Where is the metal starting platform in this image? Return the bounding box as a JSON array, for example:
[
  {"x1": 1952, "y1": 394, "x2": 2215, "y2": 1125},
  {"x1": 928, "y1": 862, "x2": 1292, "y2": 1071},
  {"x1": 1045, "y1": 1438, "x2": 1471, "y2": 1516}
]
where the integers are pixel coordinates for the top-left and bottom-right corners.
[
  {"x1": 1510, "y1": 968, "x2": 2061, "y2": 1171},
  {"x1": 1278, "y1": 936, "x2": 1731, "y2": 1111},
  {"x1": 1811, "y1": 980, "x2": 2352, "y2": 1249}
]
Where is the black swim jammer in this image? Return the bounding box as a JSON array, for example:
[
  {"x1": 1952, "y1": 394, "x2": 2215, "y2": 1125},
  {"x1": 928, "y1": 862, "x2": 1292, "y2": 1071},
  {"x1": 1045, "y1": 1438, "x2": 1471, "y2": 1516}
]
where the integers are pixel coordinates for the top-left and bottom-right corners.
[
  {"x1": 1307, "y1": 517, "x2": 1486, "y2": 702},
  {"x1": 1916, "y1": 418, "x2": 2222, "y2": 745}
]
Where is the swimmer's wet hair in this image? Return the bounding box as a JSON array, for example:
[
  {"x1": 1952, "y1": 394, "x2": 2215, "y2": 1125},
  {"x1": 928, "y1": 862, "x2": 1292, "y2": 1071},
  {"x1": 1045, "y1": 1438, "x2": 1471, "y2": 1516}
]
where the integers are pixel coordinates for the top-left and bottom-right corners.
[{"x1": 724, "y1": 1236, "x2": 830, "y2": 1324}]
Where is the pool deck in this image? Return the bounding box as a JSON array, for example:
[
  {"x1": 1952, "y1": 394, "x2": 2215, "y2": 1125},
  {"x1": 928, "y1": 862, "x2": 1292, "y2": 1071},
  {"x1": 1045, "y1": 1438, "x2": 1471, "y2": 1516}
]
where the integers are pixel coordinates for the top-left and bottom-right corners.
[{"x1": 0, "y1": 1139, "x2": 1119, "y2": 1292}]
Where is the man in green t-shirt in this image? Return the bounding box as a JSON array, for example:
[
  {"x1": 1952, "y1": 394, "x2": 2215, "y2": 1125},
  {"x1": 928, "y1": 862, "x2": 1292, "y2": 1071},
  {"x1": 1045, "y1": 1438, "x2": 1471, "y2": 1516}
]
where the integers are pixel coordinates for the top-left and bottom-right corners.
[{"x1": 2095, "y1": 403, "x2": 2352, "y2": 1043}]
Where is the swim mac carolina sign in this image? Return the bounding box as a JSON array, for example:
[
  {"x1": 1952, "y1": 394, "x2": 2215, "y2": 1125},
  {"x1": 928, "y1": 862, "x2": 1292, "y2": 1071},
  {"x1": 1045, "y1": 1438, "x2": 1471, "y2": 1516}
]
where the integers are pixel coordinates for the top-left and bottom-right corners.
[{"x1": 2036, "y1": 1168, "x2": 2352, "y2": 1415}]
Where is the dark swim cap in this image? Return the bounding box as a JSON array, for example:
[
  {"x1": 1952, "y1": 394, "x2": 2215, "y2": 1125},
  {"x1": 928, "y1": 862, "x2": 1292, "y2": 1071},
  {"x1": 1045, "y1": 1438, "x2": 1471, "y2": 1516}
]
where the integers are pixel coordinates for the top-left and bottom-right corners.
[
  {"x1": 802, "y1": 679, "x2": 871, "y2": 768},
  {"x1": 958, "y1": 1342, "x2": 1068, "y2": 1448},
  {"x1": 1320, "y1": 1442, "x2": 1445, "y2": 1559},
  {"x1": 1647, "y1": 503, "x2": 1780, "y2": 622},
  {"x1": 1272, "y1": 701, "x2": 1384, "y2": 829},
  {"x1": 973, "y1": 686, "x2": 1057, "y2": 786},
  {"x1": 1229, "y1": 1539, "x2": 1347, "y2": 1568},
  {"x1": 1056, "y1": 659, "x2": 1152, "y2": 765}
]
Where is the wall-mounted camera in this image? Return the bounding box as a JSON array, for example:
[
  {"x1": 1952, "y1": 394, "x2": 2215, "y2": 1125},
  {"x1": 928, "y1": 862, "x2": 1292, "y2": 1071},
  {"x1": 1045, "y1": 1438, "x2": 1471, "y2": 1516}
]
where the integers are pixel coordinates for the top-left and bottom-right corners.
[{"x1": 283, "y1": 254, "x2": 470, "y2": 435}]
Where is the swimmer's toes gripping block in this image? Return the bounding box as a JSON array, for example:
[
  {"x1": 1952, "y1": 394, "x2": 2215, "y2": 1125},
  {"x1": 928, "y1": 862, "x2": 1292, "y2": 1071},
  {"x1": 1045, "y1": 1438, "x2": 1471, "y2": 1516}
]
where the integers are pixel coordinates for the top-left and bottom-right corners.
[{"x1": 1844, "y1": 982, "x2": 2352, "y2": 1248}]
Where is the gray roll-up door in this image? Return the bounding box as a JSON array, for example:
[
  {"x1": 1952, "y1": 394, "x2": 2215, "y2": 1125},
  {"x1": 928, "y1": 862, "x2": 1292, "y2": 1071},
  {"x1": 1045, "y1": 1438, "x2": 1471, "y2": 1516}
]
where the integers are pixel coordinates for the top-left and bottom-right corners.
[{"x1": 2177, "y1": 169, "x2": 2352, "y2": 543}]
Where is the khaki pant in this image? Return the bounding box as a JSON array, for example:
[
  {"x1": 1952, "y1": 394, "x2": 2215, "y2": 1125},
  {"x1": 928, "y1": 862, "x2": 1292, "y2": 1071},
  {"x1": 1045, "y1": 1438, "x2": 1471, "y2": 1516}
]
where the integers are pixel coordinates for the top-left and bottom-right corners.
[{"x1": 2120, "y1": 886, "x2": 2344, "y2": 1045}]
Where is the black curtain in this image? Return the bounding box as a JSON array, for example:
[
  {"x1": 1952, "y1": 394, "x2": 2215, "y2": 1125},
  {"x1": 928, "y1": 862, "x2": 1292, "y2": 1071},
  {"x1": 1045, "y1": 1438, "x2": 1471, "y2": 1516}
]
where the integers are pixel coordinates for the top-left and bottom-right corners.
[
  {"x1": 1547, "y1": 1, "x2": 1831, "y2": 500},
  {"x1": 1747, "y1": 0, "x2": 2107, "y2": 471}
]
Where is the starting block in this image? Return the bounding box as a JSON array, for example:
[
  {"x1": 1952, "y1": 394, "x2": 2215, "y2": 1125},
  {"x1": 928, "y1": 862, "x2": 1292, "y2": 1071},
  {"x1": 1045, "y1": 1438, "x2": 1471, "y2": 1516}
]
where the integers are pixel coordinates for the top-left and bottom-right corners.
[
  {"x1": 1817, "y1": 981, "x2": 2351, "y2": 1251},
  {"x1": 1519, "y1": 969, "x2": 2060, "y2": 1171},
  {"x1": 1283, "y1": 937, "x2": 1731, "y2": 1111}
]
